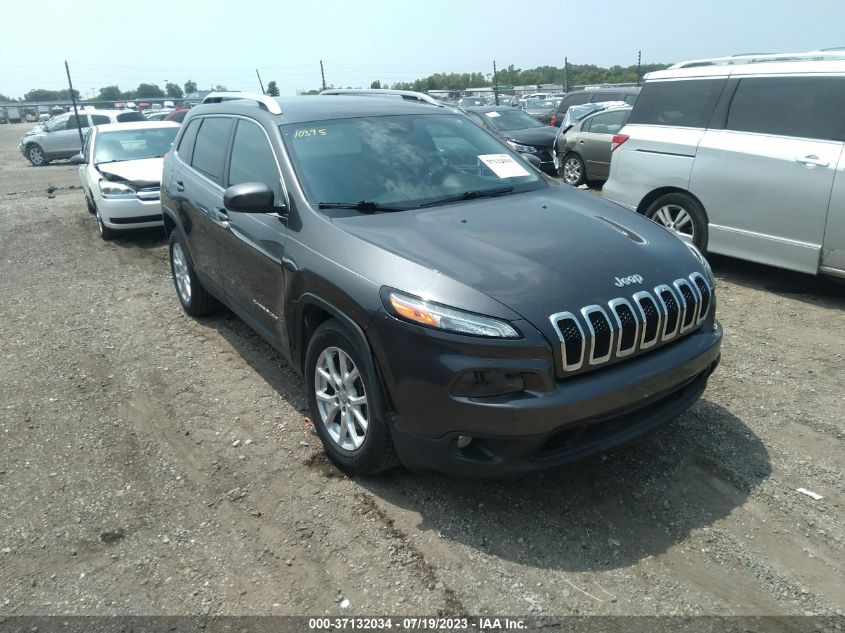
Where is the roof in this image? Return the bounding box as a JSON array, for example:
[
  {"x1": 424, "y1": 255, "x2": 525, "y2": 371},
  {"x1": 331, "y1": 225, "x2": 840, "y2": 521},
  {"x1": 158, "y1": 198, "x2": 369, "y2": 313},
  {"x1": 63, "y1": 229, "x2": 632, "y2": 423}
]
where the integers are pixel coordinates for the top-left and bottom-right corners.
[
  {"x1": 94, "y1": 121, "x2": 181, "y2": 133},
  {"x1": 188, "y1": 95, "x2": 459, "y2": 124}
]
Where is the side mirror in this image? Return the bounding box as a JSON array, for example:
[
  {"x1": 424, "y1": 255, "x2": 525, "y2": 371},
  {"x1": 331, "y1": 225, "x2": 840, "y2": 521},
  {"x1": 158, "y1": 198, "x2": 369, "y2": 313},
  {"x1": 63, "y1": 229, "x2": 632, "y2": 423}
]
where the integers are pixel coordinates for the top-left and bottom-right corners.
[
  {"x1": 70, "y1": 153, "x2": 85, "y2": 165},
  {"x1": 521, "y1": 154, "x2": 542, "y2": 170},
  {"x1": 223, "y1": 182, "x2": 280, "y2": 214}
]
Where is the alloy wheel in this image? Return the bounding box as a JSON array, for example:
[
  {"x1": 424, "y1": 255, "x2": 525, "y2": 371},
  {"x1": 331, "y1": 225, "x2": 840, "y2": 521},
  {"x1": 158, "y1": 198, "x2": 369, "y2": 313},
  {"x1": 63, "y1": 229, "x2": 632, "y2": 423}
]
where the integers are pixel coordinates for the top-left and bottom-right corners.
[
  {"x1": 171, "y1": 242, "x2": 192, "y2": 304},
  {"x1": 28, "y1": 146, "x2": 44, "y2": 166},
  {"x1": 563, "y1": 157, "x2": 582, "y2": 185},
  {"x1": 653, "y1": 204, "x2": 695, "y2": 243},
  {"x1": 314, "y1": 346, "x2": 368, "y2": 451}
]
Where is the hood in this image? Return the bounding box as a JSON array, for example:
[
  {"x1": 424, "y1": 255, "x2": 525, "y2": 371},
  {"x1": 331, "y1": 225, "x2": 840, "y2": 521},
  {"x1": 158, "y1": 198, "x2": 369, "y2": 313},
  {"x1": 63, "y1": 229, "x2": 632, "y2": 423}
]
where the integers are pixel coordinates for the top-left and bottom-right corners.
[
  {"x1": 502, "y1": 126, "x2": 558, "y2": 149},
  {"x1": 333, "y1": 186, "x2": 704, "y2": 336},
  {"x1": 97, "y1": 157, "x2": 164, "y2": 188}
]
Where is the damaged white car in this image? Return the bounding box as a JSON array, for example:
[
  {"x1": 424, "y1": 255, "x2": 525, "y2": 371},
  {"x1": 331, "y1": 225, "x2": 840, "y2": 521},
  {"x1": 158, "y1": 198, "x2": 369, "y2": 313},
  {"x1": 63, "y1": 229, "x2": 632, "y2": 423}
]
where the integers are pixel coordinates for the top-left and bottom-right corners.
[{"x1": 71, "y1": 121, "x2": 180, "y2": 240}]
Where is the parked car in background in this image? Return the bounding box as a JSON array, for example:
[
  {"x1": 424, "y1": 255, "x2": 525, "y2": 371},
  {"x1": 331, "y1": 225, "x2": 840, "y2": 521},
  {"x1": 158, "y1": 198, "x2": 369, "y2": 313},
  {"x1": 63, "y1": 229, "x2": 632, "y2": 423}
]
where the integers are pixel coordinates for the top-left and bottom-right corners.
[
  {"x1": 159, "y1": 93, "x2": 721, "y2": 476},
  {"x1": 18, "y1": 109, "x2": 147, "y2": 166},
  {"x1": 0, "y1": 109, "x2": 6, "y2": 124},
  {"x1": 146, "y1": 110, "x2": 174, "y2": 121},
  {"x1": 164, "y1": 109, "x2": 189, "y2": 123},
  {"x1": 458, "y1": 96, "x2": 485, "y2": 107},
  {"x1": 50, "y1": 105, "x2": 64, "y2": 116},
  {"x1": 523, "y1": 98, "x2": 558, "y2": 124},
  {"x1": 603, "y1": 49, "x2": 845, "y2": 280},
  {"x1": 550, "y1": 86, "x2": 640, "y2": 127},
  {"x1": 5, "y1": 105, "x2": 22, "y2": 123},
  {"x1": 70, "y1": 121, "x2": 180, "y2": 239},
  {"x1": 462, "y1": 106, "x2": 558, "y2": 175},
  {"x1": 555, "y1": 105, "x2": 631, "y2": 186},
  {"x1": 517, "y1": 92, "x2": 551, "y2": 107}
]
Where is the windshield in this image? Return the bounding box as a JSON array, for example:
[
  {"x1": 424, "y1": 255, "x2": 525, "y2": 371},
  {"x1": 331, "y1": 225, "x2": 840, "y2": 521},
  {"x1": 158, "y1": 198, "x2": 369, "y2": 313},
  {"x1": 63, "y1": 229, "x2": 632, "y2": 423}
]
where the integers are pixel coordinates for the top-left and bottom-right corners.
[
  {"x1": 281, "y1": 114, "x2": 545, "y2": 210},
  {"x1": 481, "y1": 109, "x2": 545, "y2": 132},
  {"x1": 526, "y1": 99, "x2": 556, "y2": 110},
  {"x1": 94, "y1": 127, "x2": 178, "y2": 164}
]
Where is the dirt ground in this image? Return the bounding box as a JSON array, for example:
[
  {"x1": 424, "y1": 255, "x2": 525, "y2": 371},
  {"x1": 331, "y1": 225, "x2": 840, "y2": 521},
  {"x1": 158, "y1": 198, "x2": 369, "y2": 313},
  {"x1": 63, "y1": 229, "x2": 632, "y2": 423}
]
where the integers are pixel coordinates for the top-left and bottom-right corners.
[{"x1": 0, "y1": 138, "x2": 843, "y2": 621}]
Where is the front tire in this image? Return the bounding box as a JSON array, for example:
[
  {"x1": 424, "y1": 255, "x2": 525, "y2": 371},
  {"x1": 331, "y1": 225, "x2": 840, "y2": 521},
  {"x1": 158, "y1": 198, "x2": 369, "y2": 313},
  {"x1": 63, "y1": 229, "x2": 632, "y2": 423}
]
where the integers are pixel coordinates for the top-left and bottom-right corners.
[
  {"x1": 560, "y1": 153, "x2": 585, "y2": 186},
  {"x1": 644, "y1": 192, "x2": 709, "y2": 251},
  {"x1": 168, "y1": 230, "x2": 219, "y2": 316},
  {"x1": 305, "y1": 320, "x2": 399, "y2": 475},
  {"x1": 95, "y1": 207, "x2": 116, "y2": 241},
  {"x1": 26, "y1": 144, "x2": 48, "y2": 167}
]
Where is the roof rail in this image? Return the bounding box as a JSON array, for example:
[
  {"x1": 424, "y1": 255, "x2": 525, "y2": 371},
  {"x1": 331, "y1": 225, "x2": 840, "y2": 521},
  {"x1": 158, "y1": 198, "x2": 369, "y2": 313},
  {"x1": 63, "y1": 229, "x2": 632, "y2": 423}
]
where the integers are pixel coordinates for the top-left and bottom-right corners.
[
  {"x1": 319, "y1": 88, "x2": 443, "y2": 107},
  {"x1": 670, "y1": 49, "x2": 845, "y2": 69},
  {"x1": 201, "y1": 91, "x2": 282, "y2": 115}
]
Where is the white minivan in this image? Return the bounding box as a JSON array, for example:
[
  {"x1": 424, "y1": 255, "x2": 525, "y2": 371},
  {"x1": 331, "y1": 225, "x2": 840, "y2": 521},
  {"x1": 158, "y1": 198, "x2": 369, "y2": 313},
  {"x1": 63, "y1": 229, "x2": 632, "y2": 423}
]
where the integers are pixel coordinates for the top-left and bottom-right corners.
[{"x1": 603, "y1": 50, "x2": 845, "y2": 280}]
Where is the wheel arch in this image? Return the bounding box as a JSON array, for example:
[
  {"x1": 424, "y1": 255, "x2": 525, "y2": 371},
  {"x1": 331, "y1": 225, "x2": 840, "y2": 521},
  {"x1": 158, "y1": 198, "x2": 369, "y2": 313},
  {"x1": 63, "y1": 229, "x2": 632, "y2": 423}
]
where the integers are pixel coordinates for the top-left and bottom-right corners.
[
  {"x1": 636, "y1": 186, "x2": 708, "y2": 220},
  {"x1": 295, "y1": 294, "x2": 372, "y2": 378}
]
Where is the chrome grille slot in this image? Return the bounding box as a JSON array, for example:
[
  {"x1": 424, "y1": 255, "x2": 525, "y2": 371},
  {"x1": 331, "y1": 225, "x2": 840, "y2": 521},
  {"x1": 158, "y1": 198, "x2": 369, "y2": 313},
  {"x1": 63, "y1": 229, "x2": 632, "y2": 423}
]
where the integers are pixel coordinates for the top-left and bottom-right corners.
[
  {"x1": 674, "y1": 278, "x2": 697, "y2": 333},
  {"x1": 690, "y1": 273, "x2": 711, "y2": 324},
  {"x1": 549, "y1": 312, "x2": 585, "y2": 371},
  {"x1": 609, "y1": 298, "x2": 638, "y2": 357},
  {"x1": 655, "y1": 285, "x2": 680, "y2": 340},
  {"x1": 582, "y1": 306, "x2": 613, "y2": 365},
  {"x1": 549, "y1": 272, "x2": 712, "y2": 376},
  {"x1": 633, "y1": 291, "x2": 661, "y2": 349}
]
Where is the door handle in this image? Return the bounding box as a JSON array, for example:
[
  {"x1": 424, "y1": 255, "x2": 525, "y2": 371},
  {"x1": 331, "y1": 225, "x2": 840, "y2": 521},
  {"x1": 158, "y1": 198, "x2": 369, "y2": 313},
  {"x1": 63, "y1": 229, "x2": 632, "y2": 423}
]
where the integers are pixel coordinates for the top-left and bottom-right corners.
[
  {"x1": 796, "y1": 155, "x2": 829, "y2": 167},
  {"x1": 212, "y1": 207, "x2": 230, "y2": 228},
  {"x1": 175, "y1": 179, "x2": 185, "y2": 192},
  {"x1": 579, "y1": 139, "x2": 587, "y2": 144}
]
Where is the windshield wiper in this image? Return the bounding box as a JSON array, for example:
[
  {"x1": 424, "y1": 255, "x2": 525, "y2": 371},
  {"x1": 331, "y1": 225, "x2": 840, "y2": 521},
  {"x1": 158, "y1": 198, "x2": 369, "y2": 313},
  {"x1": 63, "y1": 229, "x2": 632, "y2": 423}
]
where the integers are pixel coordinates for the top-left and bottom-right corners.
[
  {"x1": 317, "y1": 201, "x2": 407, "y2": 213},
  {"x1": 416, "y1": 186, "x2": 514, "y2": 208}
]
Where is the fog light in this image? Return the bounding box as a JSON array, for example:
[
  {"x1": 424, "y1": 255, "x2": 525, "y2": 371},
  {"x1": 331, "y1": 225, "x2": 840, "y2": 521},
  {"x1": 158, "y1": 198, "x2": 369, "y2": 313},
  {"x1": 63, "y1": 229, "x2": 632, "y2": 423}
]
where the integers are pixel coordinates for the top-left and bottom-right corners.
[{"x1": 456, "y1": 435, "x2": 473, "y2": 449}]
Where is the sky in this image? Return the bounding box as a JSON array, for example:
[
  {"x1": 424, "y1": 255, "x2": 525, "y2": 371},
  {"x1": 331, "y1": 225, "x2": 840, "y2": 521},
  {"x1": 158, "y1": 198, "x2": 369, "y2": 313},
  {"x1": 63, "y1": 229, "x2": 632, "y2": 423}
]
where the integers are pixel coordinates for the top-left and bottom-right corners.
[{"x1": 2, "y1": 0, "x2": 845, "y2": 99}]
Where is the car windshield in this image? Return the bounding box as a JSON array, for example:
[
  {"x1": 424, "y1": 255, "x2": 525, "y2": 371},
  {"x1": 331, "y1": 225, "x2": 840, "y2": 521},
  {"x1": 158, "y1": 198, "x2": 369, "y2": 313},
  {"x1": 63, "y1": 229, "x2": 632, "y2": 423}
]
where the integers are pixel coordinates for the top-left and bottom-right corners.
[
  {"x1": 481, "y1": 109, "x2": 545, "y2": 131},
  {"x1": 281, "y1": 114, "x2": 545, "y2": 210},
  {"x1": 526, "y1": 99, "x2": 556, "y2": 109},
  {"x1": 94, "y1": 127, "x2": 178, "y2": 164}
]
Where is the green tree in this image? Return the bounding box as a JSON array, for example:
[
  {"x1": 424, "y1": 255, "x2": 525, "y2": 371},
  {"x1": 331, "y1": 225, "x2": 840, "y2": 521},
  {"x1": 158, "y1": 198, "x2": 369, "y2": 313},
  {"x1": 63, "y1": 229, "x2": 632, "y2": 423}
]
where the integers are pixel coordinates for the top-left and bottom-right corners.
[
  {"x1": 135, "y1": 83, "x2": 165, "y2": 98},
  {"x1": 165, "y1": 82, "x2": 184, "y2": 99},
  {"x1": 97, "y1": 85, "x2": 123, "y2": 101},
  {"x1": 183, "y1": 79, "x2": 197, "y2": 94},
  {"x1": 370, "y1": 80, "x2": 381, "y2": 89},
  {"x1": 23, "y1": 88, "x2": 79, "y2": 102},
  {"x1": 214, "y1": 84, "x2": 227, "y2": 91},
  {"x1": 0, "y1": 92, "x2": 12, "y2": 102},
  {"x1": 266, "y1": 80, "x2": 280, "y2": 96}
]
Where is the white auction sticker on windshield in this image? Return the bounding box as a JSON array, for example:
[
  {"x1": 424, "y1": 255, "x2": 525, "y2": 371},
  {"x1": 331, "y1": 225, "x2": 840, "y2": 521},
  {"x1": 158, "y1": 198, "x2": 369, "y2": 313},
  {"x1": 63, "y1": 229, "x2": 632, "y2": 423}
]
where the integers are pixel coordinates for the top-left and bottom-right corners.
[
  {"x1": 484, "y1": 111, "x2": 501, "y2": 118},
  {"x1": 478, "y1": 154, "x2": 531, "y2": 178}
]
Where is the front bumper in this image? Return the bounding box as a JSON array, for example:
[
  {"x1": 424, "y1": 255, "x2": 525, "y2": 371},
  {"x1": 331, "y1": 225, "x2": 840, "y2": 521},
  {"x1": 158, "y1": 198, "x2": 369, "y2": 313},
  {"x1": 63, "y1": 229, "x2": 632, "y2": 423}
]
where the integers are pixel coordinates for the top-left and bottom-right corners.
[
  {"x1": 97, "y1": 195, "x2": 164, "y2": 229},
  {"x1": 367, "y1": 311, "x2": 723, "y2": 476}
]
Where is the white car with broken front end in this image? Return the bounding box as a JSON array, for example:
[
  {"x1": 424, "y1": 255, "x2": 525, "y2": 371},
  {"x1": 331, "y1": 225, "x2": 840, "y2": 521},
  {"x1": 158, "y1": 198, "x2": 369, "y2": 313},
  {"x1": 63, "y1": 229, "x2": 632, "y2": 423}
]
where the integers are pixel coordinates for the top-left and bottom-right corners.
[{"x1": 71, "y1": 121, "x2": 180, "y2": 240}]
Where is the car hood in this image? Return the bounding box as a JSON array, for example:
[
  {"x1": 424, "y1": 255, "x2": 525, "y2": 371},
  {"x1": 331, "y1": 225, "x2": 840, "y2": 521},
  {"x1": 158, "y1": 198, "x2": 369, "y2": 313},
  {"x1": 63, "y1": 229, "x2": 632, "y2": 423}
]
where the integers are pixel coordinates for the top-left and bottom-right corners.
[
  {"x1": 96, "y1": 157, "x2": 164, "y2": 188},
  {"x1": 501, "y1": 126, "x2": 558, "y2": 148},
  {"x1": 333, "y1": 186, "x2": 705, "y2": 336}
]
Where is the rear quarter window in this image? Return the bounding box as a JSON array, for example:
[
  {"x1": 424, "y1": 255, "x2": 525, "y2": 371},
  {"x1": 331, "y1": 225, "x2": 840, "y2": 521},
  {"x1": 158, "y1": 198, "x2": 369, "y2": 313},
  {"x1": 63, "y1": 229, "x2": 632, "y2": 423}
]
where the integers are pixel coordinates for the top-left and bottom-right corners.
[
  {"x1": 190, "y1": 117, "x2": 234, "y2": 185},
  {"x1": 628, "y1": 78, "x2": 726, "y2": 128}
]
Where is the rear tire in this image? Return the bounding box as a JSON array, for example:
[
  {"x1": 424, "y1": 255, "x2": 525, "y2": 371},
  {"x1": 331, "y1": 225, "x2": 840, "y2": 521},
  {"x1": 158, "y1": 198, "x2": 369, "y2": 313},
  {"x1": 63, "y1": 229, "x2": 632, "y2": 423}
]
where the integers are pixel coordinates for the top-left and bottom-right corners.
[
  {"x1": 168, "y1": 230, "x2": 219, "y2": 316},
  {"x1": 305, "y1": 319, "x2": 399, "y2": 476},
  {"x1": 644, "y1": 192, "x2": 709, "y2": 251}
]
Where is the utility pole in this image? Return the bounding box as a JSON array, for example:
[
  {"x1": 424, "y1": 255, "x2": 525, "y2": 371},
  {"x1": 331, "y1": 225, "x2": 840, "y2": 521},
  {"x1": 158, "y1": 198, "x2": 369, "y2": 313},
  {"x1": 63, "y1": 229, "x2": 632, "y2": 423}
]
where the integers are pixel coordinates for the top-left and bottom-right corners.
[
  {"x1": 255, "y1": 69, "x2": 266, "y2": 94},
  {"x1": 64, "y1": 61, "x2": 85, "y2": 148},
  {"x1": 320, "y1": 60, "x2": 326, "y2": 91},
  {"x1": 564, "y1": 57, "x2": 569, "y2": 93},
  {"x1": 493, "y1": 60, "x2": 499, "y2": 106},
  {"x1": 637, "y1": 50, "x2": 642, "y2": 86}
]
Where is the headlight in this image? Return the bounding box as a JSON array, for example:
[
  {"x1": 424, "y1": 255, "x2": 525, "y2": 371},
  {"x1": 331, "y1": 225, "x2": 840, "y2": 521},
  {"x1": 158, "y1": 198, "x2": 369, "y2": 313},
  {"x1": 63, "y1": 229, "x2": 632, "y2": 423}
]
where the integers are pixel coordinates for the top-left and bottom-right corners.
[
  {"x1": 685, "y1": 242, "x2": 715, "y2": 285},
  {"x1": 98, "y1": 180, "x2": 135, "y2": 198},
  {"x1": 506, "y1": 140, "x2": 538, "y2": 154},
  {"x1": 385, "y1": 290, "x2": 520, "y2": 338}
]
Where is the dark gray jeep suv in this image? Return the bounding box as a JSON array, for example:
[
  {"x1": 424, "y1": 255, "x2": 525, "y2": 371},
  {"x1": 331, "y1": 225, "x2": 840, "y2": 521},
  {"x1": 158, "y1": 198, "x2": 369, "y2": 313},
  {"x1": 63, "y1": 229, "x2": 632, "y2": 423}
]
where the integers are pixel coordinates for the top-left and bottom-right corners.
[{"x1": 160, "y1": 93, "x2": 722, "y2": 477}]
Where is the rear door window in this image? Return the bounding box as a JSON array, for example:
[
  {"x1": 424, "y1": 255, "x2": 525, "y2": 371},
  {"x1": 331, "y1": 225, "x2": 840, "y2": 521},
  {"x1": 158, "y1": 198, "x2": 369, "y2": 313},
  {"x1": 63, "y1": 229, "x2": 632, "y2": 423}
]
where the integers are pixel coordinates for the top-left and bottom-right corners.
[
  {"x1": 628, "y1": 79, "x2": 726, "y2": 128},
  {"x1": 190, "y1": 117, "x2": 234, "y2": 185},
  {"x1": 726, "y1": 76, "x2": 845, "y2": 141},
  {"x1": 91, "y1": 115, "x2": 110, "y2": 125}
]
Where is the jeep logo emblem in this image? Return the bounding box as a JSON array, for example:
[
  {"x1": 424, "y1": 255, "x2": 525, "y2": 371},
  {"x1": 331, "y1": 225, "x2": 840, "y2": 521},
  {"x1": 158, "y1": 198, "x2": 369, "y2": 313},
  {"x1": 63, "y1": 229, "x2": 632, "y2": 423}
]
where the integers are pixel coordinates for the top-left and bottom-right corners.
[{"x1": 614, "y1": 274, "x2": 644, "y2": 287}]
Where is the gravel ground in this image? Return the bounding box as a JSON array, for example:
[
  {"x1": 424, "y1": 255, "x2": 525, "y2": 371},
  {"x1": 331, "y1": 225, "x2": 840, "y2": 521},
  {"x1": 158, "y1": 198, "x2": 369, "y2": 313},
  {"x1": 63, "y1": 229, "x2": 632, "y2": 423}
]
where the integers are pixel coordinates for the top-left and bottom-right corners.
[{"x1": 0, "y1": 144, "x2": 843, "y2": 620}]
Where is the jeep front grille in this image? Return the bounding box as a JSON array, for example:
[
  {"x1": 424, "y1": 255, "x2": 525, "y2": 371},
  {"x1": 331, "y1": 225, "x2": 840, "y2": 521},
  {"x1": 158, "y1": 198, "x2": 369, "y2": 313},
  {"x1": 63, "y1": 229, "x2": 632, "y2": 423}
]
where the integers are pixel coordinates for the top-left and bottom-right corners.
[{"x1": 549, "y1": 273, "x2": 713, "y2": 376}]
